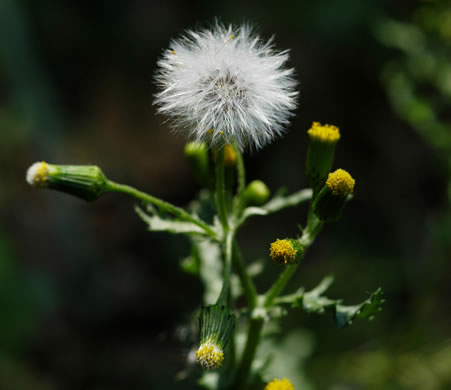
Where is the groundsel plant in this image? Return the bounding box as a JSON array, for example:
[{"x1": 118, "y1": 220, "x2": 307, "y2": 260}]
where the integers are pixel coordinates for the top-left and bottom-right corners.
[{"x1": 26, "y1": 22, "x2": 384, "y2": 390}]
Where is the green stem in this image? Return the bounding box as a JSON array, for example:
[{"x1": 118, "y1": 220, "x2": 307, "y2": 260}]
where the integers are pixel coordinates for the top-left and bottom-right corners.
[
  {"x1": 231, "y1": 209, "x2": 324, "y2": 389},
  {"x1": 231, "y1": 317, "x2": 264, "y2": 390},
  {"x1": 216, "y1": 147, "x2": 229, "y2": 231},
  {"x1": 232, "y1": 142, "x2": 246, "y2": 217},
  {"x1": 264, "y1": 264, "x2": 298, "y2": 307},
  {"x1": 216, "y1": 230, "x2": 234, "y2": 305},
  {"x1": 232, "y1": 239, "x2": 257, "y2": 309},
  {"x1": 105, "y1": 180, "x2": 217, "y2": 239}
]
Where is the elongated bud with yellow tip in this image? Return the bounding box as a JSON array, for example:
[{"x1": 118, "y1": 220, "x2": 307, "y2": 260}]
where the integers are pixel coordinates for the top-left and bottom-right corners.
[
  {"x1": 264, "y1": 377, "x2": 295, "y2": 390},
  {"x1": 196, "y1": 305, "x2": 235, "y2": 370},
  {"x1": 184, "y1": 142, "x2": 210, "y2": 186},
  {"x1": 305, "y1": 122, "x2": 340, "y2": 195},
  {"x1": 243, "y1": 180, "x2": 271, "y2": 206},
  {"x1": 269, "y1": 238, "x2": 304, "y2": 265},
  {"x1": 212, "y1": 144, "x2": 236, "y2": 167},
  {"x1": 26, "y1": 162, "x2": 107, "y2": 201},
  {"x1": 313, "y1": 168, "x2": 355, "y2": 222}
]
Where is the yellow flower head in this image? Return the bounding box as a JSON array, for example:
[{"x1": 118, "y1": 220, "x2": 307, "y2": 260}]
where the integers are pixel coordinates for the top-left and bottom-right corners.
[
  {"x1": 196, "y1": 342, "x2": 224, "y2": 370},
  {"x1": 307, "y1": 122, "x2": 340, "y2": 143},
  {"x1": 326, "y1": 168, "x2": 355, "y2": 196},
  {"x1": 270, "y1": 239, "x2": 299, "y2": 265},
  {"x1": 264, "y1": 377, "x2": 295, "y2": 390}
]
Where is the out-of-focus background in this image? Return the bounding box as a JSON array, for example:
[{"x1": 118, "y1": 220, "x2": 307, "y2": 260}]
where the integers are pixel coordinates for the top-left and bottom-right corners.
[{"x1": 1, "y1": 0, "x2": 451, "y2": 389}]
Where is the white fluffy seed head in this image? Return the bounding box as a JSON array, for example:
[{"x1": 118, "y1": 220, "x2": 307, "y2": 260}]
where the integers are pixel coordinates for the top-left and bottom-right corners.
[
  {"x1": 154, "y1": 22, "x2": 298, "y2": 150},
  {"x1": 26, "y1": 162, "x2": 54, "y2": 188}
]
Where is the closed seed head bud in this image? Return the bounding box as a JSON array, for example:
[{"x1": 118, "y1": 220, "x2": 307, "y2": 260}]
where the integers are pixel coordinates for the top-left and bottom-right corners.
[
  {"x1": 196, "y1": 305, "x2": 235, "y2": 370},
  {"x1": 305, "y1": 122, "x2": 341, "y2": 194},
  {"x1": 269, "y1": 238, "x2": 303, "y2": 265},
  {"x1": 264, "y1": 378, "x2": 295, "y2": 390},
  {"x1": 154, "y1": 22, "x2": 298, "y2": 150},
  {"x1": 26, "y1": 162, "x2": 107, "y2": 201},
  {"x1": 313, "y1": 168, "x2": 355, "y2": 222}
]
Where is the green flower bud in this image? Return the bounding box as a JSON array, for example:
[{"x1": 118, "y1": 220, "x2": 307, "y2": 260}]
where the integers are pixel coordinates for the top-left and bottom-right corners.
[
  {"x1": 184, "y1": 142, "x2": 210, "y2": 186},
  {"x1": 305, "y1": 122, "x2": 340, "y2": 195},
  {"x1": 26, "y1": 162, "x2": 107, "y2": 201},
  {"x1": 196, "y1": 305, "x2": 235, "y2": 370},
  {"x1": 243, "y1": 180, "x2": 271, "y2": 206},
  {"x1": 269, "y1": 238, "x2": 304, "y2": 265},
  {"x1": 313, "y1": 168, "x2": 355, "y2": 222}
]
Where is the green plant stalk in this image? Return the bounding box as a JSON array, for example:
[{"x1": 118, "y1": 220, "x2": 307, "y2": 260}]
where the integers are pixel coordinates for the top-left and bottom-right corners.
[
  {"x1": 232, "y1": 239, "x2": 257, "y2": 309},
  {"x1": 265, "y1": 211, "x2": 323, "y2": 307},
  {"x1": 216, "y1": 147, "x2": 229, "y2": 231},
  {"x1": 230, "y1": 317, "x2": 264, "y2": 390},
  {"x1": 216, "y1": 230, "x2": 234, "y2": 305},
  {"x1": 105, "y1": 180, "x2": 217, "y2": 239},
  {"x1": 231, "y1": 208, "x2": 324, "y2": 389},
  {"x1": 232, "y1": 142, "x2": 246, "y2": 217}
]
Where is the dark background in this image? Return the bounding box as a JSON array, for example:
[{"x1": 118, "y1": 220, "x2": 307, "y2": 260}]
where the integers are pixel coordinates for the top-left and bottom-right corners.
[{"x1": 1, "y1": 0, "x2": 450, "y2": 389}]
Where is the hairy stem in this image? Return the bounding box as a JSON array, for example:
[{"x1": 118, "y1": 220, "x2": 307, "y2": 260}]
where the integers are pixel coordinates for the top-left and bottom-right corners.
[
  {"x1": 232, "y1": 239, "x2": 257, "y2": 309},
  {"x1": 216, "y1": 230, "x2": 234, "y2": 305},
  {"x1": 105, "y1": 180, "x2": 217, "y2": 238},
  {"x1": 216, "y1": 147, "x2": 229, "y2": 231},
  {"x1": 231, "y1": 317, "x2": 264, "y2": 390},
  {"x1": 232, "y1": 142, "x2": 246, "y2": 217}
]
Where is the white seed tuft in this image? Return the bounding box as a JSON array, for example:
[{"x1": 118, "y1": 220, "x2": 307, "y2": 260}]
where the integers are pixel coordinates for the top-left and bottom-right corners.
[
  {"x1": 154, "y1": 23, "x2": 298, "y2": 150},
  {"x1": 26, "y1": 162, "x2": 50, "y2": 187}
]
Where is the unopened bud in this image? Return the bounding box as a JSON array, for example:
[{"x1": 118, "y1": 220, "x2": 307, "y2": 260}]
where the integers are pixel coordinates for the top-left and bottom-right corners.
[
  {"x1": 243, "y1": 180, "x2": 271, "y2": 206},
  {"x1": 305, "y1": 122, "x2": 340, "y2": 195},
  {"x1": 313, "y1": 168, "x2": 355, "y2": 222},
  {"x1": 26, "y1": 162, "x2": 107, "y2": 201},
  {"x1": 196, "y1": 305, "x2": 235, "y2": 370},
  {"x1": 269, "y1": 238, "x2": 304, "y2": 265}
]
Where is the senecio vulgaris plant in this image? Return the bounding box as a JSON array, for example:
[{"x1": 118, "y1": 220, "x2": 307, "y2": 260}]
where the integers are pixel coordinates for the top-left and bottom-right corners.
[{"x1": 26, "y1": 23, "x2": 384, "y2": 390}]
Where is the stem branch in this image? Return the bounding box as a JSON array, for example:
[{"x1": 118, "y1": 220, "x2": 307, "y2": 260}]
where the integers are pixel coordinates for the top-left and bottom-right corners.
[{"x1": 105, "y1": 180, "x2": 217, "y2": 238}]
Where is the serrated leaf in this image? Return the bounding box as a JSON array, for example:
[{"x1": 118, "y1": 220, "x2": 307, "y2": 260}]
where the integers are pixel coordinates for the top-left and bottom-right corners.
[
  {"x1": 252, "y1": 306, "x2": 288, "y2": 321},
  {"x1": 335, "y1": 288, "x2": 385, "y2": 328},
  {"x1": 276, "y1": 276, "x2": 384, "y2": 328},
  {"x1": 135, "y1": 206, "x2": 208, "y2": 236},
  {"x1": 195, "y1": 238, "x2": 223, "y2": 304}
]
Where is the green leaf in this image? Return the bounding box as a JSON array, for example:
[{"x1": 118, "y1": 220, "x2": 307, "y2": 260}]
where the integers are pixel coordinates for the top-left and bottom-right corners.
[
  {"x1": 335, "y1": 287, "x2": 385, "y2": 328},
  {"x1": 195, "y1": 238, "x2": 223, "y2": 305},
  {"x1": 237, "y1": 188, "x2": 312, "y2": 226},
  {"x1": 135, "y1": 205, "x2": 208, "y2": 236},
  {"x1": 256, "y1": 330, "x2": 315, "y2": 390},
  {"x1": 276, "y1": 276, "x2": 384, "y2": 328}
]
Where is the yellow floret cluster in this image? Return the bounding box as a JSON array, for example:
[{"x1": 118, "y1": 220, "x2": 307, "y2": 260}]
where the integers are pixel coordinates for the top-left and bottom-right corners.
[
  {"x1": 196, "y1": 343, "x2": 224, "y2": 370},
  {"x1": 307, "y1": 121, "x2": 340, "y2": 143},
  {"x1": 269, "y1": 239, "x2": 297, "y2": 265},
  {"x1": 264, "y1": 377, "x2": 295, "y2": 390},
  {"x1": 326, "y1": 168, "x2": 355, "y2": 196}
]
